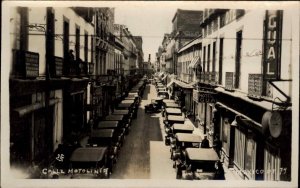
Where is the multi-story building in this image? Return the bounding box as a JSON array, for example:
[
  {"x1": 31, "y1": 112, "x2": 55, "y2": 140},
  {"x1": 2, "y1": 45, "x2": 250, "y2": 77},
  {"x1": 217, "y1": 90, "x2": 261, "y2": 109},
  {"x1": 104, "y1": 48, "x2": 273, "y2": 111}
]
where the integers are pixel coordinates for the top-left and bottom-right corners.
[
  {"x1": 9, "y1": 7, "x2": 94, "y2": 170},
  {"x1": 176, "y1": 37, "x2": 202, "y2": 113},
  {"x1": 171, "y1": 9, "x2": 203, "y2": 74},
  {"x1": 133, "y1": 36, "x2": 144, "y2": 74},
  {"x1": 192, "y1": 8, "x2": 296, "y2": 181}
]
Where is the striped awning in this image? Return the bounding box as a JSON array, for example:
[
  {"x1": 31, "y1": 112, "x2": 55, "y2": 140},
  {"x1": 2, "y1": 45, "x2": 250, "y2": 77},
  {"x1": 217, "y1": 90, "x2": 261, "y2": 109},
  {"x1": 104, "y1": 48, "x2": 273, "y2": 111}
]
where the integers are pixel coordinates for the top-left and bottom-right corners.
[{"x1": 188, "y1": 56, "x2": 200, "y2": 69}]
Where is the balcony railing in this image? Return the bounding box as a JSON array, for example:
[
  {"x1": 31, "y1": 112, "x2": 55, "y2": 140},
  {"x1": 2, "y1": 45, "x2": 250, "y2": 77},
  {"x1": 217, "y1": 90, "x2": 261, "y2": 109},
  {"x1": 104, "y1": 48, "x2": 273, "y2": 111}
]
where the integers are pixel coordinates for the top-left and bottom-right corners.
[
  {"x1": 180, "y1": 73, "x2": 192, "y2": 83},
  {"x1": 64, "y1": 59, "x2": 88, "y2": 77},
  {"x1": 14, "y1": 50, "x2": 39, "y2": 78},
  {"x1": 225, "y1": 72, "x2": 235, "y2": 91},
  {"x1": 197, "y1": 72, "x2": 218, "y2": 85},
  {"x1": 248, "y1": 74, "x2": 263, "y2": 99}
]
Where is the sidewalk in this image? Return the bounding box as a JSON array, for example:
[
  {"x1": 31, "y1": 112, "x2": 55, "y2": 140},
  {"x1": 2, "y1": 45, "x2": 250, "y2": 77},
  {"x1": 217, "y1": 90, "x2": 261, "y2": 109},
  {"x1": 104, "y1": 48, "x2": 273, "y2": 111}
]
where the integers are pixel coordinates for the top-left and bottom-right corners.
[{"x1": 185, "y1": 118, "x2": 243, "y2": 181}]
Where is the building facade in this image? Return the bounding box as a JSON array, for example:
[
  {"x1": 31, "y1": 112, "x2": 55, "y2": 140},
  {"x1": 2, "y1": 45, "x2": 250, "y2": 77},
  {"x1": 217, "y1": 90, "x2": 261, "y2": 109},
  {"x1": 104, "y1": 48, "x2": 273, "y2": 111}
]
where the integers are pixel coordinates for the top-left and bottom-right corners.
[
  {"x1": 194, "y1": 8, "x2": 296, "y2": 181},
  {"x1": 9, "y1": 7, "x2": 94, "y2": 170}
]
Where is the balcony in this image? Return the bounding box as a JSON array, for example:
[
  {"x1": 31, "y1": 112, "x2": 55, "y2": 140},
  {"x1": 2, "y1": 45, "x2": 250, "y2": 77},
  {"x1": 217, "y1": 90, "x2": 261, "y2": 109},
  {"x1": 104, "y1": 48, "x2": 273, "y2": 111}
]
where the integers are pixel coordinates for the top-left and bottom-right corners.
[
  {"x1": 248, "y1": 74, "x2": 263, "y2": 99},
  {"x1": 180, "y1": 73, "x2": 192, "y2": 83},
  {"x1": 225, "y1": 72, "x2": 235, "y2": 91},
  {"x1": 64, "y1": 59, "x2": 88, "y2": 78},
  {"x1": 14, "y1": 50, "x2": 39, "y2": 78},
  {"x1": 197, "y1": 72, "x2": 218, "y2": 86},
  {"x1": 49, "y1": 56, "x2": 63, "y2": 77}
]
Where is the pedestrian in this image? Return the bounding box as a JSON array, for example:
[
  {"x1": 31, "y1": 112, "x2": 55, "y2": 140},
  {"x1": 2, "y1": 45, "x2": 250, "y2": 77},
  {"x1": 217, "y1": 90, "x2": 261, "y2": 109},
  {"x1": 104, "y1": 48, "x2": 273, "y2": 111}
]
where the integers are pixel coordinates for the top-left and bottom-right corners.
[
  {"x1": 214, "y1": 161, "x2": 225, "y2": 180},
  {"x1": 213, "y1": 135, "x2": 222, "y2": 158},
  {"x1": 201, "y1": 135, "x2": 210, "y2": 148}
]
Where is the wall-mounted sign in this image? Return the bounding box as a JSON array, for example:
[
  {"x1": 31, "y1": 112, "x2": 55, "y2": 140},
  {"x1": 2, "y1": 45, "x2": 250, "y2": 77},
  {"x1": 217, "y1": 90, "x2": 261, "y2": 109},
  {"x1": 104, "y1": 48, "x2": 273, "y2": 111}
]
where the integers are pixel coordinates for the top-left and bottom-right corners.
[
  {"x1": 225, "y1": 72, "x2": 234, "y2": 91},
  {"x1": 198, "y1": 91, "x2": 216, "y2": 103},
  {"x1": 248, "y1": 74, "x2": 263, "y2": 98},
  {"x1": 263, "y1": 10, "x2": 283, "y2": 80},
  {"x1": 261, "y1": 111, "x2": 282, "y2": 138}
]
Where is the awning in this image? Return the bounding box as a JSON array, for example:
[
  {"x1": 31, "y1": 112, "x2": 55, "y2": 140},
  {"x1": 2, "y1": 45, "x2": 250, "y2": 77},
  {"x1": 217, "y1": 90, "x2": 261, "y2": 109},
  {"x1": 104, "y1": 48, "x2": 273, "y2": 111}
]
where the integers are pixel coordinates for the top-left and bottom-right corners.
[
  {"x1": 167, "y1": 80, "x2": 175, "y2": 88},
  {"x1": 174, "y1": 79, "x2": 194, "y2": 89},
  {"x1": 162, "y1": 74, "x2": 168, "y2": 80},
  {"x1": 13, "y1": 98, "x2": 60, "y2": 117},
  {"x1": 188, "y1": 56, "x2": 200, "y2": 69}
]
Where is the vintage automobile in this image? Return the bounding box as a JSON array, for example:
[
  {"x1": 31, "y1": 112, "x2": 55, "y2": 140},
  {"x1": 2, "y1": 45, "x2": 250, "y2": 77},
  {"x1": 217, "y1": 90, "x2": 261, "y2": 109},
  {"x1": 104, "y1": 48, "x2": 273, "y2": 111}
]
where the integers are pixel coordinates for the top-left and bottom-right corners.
[
  {"x1": 175, "y1": 148, "x2": 224, "y2": 180},
  {"x1": 112, "y1": 110, "x2": 132, "y2": 133},
  {"x1": 162, "y1": 107, "x2": 182, "y2": 117},
  {"x1": 164, "y1": 115, "x2": 185, "y2": 128},
  {"x1": 144, "y1": 97, "x2": 163, "y2": 113},
  {"x1": 96, "y1": 121, "x2": 125, "y2": 146},
  {"x1": 157, "y1": 91, "x2": 169, "y2": 99},
  {"x1": 87, "y1": 129, "x2": 119, "y2": 167},
  {"x1": 163, "y1": 99, "x2": 176, "y2": 103},
  {"x1": 164, "y1": 102, "x2": 181, "y2": 109},
  {"x1": 69, "y1": 147, "x2": 111, "y2": 179},
  {"x1": 120, "y1": 100, "x2": 138, "y2": 119},
  {"x1": 165, "y1": 123, "x2": 194, "y2": 145},
  {"x1": 170, "y1": 133, "x2": 202, "y2": 161},
  {"x1": 104, "y1": 114, "x2": 130, "y2": 135}
]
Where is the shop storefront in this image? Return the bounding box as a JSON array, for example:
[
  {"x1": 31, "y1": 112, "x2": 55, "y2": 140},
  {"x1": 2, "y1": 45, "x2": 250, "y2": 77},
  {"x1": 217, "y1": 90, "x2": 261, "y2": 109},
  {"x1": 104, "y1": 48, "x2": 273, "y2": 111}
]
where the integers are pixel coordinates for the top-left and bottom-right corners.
[{"x1": 214, "y1": 90, "x2": 292, "y2": 181}]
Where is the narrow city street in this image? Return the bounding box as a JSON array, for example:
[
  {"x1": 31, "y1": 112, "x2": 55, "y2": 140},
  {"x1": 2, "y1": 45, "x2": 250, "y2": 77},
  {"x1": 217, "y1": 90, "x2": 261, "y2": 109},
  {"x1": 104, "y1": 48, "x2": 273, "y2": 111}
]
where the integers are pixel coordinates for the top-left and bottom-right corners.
[
  {"x1": 111, "y1": 84, "x2": 175, "y2": 179},
  {"x1": 5, "y1": 3, "x2": 296, "y2": 187}
]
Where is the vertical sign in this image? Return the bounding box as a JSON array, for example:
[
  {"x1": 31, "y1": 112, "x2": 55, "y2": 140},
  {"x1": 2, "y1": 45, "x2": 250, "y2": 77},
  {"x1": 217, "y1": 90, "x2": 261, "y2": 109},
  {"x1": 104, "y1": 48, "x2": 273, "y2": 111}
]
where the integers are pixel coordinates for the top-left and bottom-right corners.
[{"x1": 263, "y1": 10, "x2": 283, "y2": 80}]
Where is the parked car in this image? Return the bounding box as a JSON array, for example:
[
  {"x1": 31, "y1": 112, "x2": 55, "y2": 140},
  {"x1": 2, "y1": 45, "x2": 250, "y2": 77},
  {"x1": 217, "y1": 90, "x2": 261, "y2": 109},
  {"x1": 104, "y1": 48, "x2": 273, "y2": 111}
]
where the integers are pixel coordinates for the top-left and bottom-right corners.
[
  {"x1": 69, "y1": 147, "x2": 111, "y2": 179},
  {"x1": 157, "y1": 91, "x2": 169, "y2": 99},
  {"x1": 87, "y1": 129, "x2": 119, "y2": 169},
  {"x1": 145, "y1": 98, "x2": 163, "y2": 113},
  {"x1": 170, "y1": 133, "x2": 202, "y2": 161},
  {"x1": 164, "y1": 115, "x2": 185, "y2": 128},
  {"x1": 176, "y1": 148, "x2": 224, "y2": 180},
  {"x1": 112, "y1": 110, "x2": 132, "y2": 133},
  {"x1": 165, "y1": 123, "x2": 194, "y2": 145},
  {"x1": 104, "y1": 115, "x2": 130, "y2": 135},
  {"x1": 95, "y1": 121, "x2": 125, "y2": 146}
]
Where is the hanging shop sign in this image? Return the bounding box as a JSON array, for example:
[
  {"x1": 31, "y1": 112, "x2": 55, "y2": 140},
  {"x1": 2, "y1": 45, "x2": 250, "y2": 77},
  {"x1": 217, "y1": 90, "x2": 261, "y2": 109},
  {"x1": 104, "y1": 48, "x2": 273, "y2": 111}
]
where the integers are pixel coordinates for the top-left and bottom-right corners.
[
  {"x1": 261, "y1": 111, "x2": 282, "y2": 138},
  {"x1": 193, "y1": 89, "x2": 216, "y2": 103},
  {"x1": 263, "y1": 10, "x2": 283, "y2": 80}
]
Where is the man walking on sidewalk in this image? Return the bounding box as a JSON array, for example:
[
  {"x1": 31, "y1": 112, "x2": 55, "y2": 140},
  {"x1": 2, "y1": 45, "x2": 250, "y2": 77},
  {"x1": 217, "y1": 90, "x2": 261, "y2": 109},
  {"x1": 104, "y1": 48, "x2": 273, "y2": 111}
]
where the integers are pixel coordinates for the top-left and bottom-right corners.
[{"x1": 201, "y1": 135, "x2": 210, "y2": 148}]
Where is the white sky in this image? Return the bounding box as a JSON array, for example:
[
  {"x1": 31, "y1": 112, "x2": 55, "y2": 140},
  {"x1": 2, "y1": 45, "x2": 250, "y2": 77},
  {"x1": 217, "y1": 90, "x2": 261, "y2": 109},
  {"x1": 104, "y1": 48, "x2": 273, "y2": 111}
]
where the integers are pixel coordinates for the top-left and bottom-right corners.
[{"x1": 4, "y1": 1, "x2": 297, "y2": 63}]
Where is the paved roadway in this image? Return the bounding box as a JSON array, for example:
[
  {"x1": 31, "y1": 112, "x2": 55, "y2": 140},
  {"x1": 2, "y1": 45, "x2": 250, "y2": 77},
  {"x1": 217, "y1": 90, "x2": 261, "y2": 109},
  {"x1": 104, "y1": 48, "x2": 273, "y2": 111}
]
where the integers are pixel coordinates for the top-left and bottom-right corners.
[{"x1": 110, "y1": 84, "x2": 175, "y2": 179}]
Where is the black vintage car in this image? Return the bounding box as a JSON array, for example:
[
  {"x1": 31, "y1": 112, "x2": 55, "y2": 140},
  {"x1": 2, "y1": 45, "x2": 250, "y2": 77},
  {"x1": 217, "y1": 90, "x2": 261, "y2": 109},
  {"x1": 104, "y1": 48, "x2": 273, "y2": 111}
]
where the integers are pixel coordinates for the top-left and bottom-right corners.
[
  {"x1": 145, "y1": 97, "x2": 163, "y2": 113},
  {"x1": 170, "y1": 133, "x2": 202, "y2": 161},
  {"x1": 164, "y1": 102, "x2": 181, "y2": 109},
  {"x1": 69, "y1": 147, "x2": 111, "y2": 179},
  {"x1": 165, "y1": 115, "x2": 185, "y2": 128},
  {"x1": 87, "y1": 129, "x2": 119, "y2": 169},
  {"x1": 104, "y1": 114, "x2": 130, "y2": 135},
  {"x1": 95, "y1": 121, "x2": 125, "y2": 146},
  {"x1": 112, "y1": 110, "x2": 133, "y2": 130},
  {"x1": 162, "y1": 107, "x2": 182, "y2": 118},
  {"x1": 176, "y1": 148, "x2": 224, "y2": 180},
  {"x1": 165, "y1": 123, "x2": 194, "y2": 145},
  {"x1": 120, "y1": 100, "x2": 138, "y2": 119}
]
